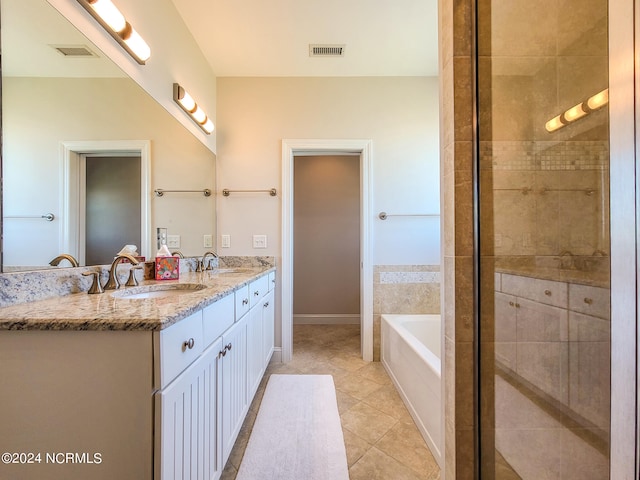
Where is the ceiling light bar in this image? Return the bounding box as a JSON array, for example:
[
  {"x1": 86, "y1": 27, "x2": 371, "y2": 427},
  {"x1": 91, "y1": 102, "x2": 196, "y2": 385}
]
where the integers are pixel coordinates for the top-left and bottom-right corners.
[
  {"x1": 545, "y1": 88, "x2": 609, "y2": 133},
  {"x1": 77, "y1": 0, "x2": 150, "y2": 65},
  {"x1": 173, "y1": 83, "x2": 214, "y2": 134}
]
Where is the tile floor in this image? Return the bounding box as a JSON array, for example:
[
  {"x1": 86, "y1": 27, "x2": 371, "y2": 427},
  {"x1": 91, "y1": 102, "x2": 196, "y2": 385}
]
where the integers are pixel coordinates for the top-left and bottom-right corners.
[{"x1": 221, "y1": 324, "x2": 441, "y2": 480}]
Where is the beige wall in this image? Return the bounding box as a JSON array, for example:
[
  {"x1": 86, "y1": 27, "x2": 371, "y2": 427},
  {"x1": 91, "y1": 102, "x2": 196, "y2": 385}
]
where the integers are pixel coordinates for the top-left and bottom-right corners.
[
  {"x1": 3, "y1": 77, "x2": 215, "y2": 266},
  {"x1": 293, "y1": 155, "x2": 360, "y2": 321},
  {"x1": 47, "y1": 0, "x2": 217, "y2": 153},
  {"x1": 217, "y1": 76, "x2": 441, "y2": 348}
]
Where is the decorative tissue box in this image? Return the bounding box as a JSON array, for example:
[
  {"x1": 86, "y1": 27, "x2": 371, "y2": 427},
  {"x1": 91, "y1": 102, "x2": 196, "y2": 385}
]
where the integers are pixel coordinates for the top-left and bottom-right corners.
[{"x1": 155, "y1": 256, "x2": 180, "y2": 280}]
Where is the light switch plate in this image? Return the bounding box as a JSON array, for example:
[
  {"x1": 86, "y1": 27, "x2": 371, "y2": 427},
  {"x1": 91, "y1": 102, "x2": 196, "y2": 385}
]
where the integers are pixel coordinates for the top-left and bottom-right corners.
[
  {"x1": 221, "y1": 234, "x2": 231, "y2": 248},
  {"x1": 253, "y1": 234, "x2": 267, "y2": 249},
  {"x1": 203, "y1": 234, "x2": 213, "y2": 248},
  {"x1": 167, "y1": 235, "x2": 181, "y2": 248}
]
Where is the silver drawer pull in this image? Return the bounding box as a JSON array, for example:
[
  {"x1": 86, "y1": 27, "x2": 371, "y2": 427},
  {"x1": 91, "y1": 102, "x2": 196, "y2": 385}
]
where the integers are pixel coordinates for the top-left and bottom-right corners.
[
  {"x1": 218, "y1": 349, "x2": 227, "y2": 358},
  {"x1": 242, "y1": 298, "x2": 249, "y2": 305},
  {"x1": 264, "y1": 301, "x2": 270, "y2": 308},
  {"x1": 183, "y1": 338, "x2": 195, "y2": 350},
  {"x1": 584, "y1": 297, "x2": 593, "y2": 305},
  {"x1": 254, "y1": 290, "x2": 260, "y2": 297},
  {"x1": 544, "y1": 290, "x2": 552, "y2": 296},
  {"x1": 226, "y1": 343, "x2": 232, "y2": 351},
  {"x1": 509, "y1": 301, "x2": 515, "y2": 307}
]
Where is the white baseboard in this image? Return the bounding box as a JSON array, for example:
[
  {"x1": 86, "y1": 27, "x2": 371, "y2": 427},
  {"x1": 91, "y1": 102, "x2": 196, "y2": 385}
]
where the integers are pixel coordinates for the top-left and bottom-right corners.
[
  {"x1": 293, "y1": 314, "x2": 361, "y2": 325},
  {"x1": 270, "y1": 347, "x2": 283, "y2": 363}
]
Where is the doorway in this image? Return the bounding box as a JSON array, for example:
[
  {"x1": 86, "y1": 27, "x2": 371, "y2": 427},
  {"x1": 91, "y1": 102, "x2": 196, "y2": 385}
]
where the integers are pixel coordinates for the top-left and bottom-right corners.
[
  {"x1": 83, "y1": 155, "x2": 142, "y2": 265},
  {"x1": 281, "y1": 139, "x2": 373, "y2": 362},
  {"x1": 293, "y1": 154, "x2": 361, "y2": 326},
  {"x1": 60, "y1": 140, "x2": 151, "y2": 264}
]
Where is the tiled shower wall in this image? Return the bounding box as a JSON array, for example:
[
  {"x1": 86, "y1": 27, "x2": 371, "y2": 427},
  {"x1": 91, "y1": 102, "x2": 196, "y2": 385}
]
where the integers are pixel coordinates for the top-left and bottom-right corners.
[{"x1": 373, "y1": 265, "x2": 441, "y2": 361}]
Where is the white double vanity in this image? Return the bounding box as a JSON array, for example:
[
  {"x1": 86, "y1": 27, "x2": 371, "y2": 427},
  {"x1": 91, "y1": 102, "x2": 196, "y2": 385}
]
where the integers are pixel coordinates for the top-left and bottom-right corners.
[{"x1": 0, "y1": 264, "x2": 276, "y2": 480}]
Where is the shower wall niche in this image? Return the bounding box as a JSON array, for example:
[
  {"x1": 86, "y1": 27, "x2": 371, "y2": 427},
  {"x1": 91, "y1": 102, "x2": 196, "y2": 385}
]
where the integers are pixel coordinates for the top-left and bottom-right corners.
[{"x1": 478, "y1": 0, "x2": 611, "y2": 477}]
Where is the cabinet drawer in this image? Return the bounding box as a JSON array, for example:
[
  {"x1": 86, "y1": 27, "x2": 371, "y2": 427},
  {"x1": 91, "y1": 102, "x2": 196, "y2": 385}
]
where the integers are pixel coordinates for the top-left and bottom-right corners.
[
  {"x1": 501, "y1": 274, "x2": 567, "y2": 308},
  {"x1": 569, "y1": 284, "x2": 610, "y2": 319},
  {"x1": 156, "y1": 311, "x2": 204, "y2": 389},
  {"x1": 268, "y1": 271, "x2": 276, "y2": 292},
  {"x1": 203, "y1": 293, "x2": 235, "y2": 346},
  {"x1": 235, "y1": 285, "x2": 250, "y2": 320},
  {"x1": 249, "y1": 276, "x2": 269, "y2": 308}
]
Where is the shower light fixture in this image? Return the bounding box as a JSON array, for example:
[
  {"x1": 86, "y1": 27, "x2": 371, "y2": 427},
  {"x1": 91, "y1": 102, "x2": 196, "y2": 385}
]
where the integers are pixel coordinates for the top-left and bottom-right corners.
[
  {"x1": 545, "y1": 88, "x2": 609, "y2": 133},
  {"x1": 77, "y1": 0, "x2": 150, "y2": 64},
  {"x1": 173, "y1": 84, "x2": 215, "y2": 134}
]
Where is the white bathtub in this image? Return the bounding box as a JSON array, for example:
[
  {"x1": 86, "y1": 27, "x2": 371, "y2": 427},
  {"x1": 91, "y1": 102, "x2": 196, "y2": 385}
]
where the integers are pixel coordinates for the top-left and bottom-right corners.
[{"x1": 381, "y1": 314, "x2": 442, "y2": 467}]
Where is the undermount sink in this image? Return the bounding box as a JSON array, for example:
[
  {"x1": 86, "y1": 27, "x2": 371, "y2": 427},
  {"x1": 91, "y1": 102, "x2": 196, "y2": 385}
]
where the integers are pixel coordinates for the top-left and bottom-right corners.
[{"x1": 111, "y1": 283, "x2": 207, "y2": 300}]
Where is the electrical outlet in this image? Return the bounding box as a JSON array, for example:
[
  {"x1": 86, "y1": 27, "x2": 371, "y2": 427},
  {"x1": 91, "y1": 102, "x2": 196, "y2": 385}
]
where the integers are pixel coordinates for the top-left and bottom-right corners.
[
  {"x1": 167, "y1": 235, "x2": 181, "y2": 248},
  {"x1": 253, "y1": 234, "x2": 267, "y2": 249},
  {"x1": 221, "y1": 234, "x2": 231, "y2": 248},
  {"x1": 203, "y1": 234, "x2": 213, "y2": 248}
]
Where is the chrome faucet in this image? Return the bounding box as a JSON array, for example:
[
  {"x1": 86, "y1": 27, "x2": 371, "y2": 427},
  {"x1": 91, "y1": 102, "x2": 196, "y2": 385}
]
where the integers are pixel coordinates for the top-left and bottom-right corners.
[
  {"x1": 198, "y1": 251, "x2": 218, "y2": 271},
  {"x1": 171, "y1": 250, "x2": 185, "y2": 258},
  {"x1": 49, "y1": 254, "x2": 79, "y2": 267},
  {"x1": 103, "y1": 254, "x2": 140, "y2": 290}
]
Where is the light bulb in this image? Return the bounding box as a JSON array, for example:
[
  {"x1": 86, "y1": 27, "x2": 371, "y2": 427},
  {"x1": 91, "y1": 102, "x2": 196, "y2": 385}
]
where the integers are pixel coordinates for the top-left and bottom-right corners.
[
  {"x1": 88, "y1": 0, "x2": 126, "y2": 32},
  {"x1": 545, "y1": 115, "x2": 565, "y2": 132},
  {"x1": 587, "y1": 89, "x2": 609, "y2": 110},
  {"x1": 192, "y1": 106, "x2": 207, "y2": 124},
  {"x1": 122, "y1": 27, "x2": 151, "y2": 62},
  {"x1": 563, "y1": 103, "x2": 587, "y2": 122},
  {"x1": 202, "y1": 119, "x2": 215, "y2": 133},
  {"x1": 178, "y1": 90, "x2": 196, "y2": 111}
]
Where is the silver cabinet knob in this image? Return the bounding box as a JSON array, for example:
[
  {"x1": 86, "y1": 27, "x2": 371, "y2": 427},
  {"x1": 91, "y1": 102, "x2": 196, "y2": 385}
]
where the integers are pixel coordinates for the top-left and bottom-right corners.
[{"x1": 183, "y1": 338, "x2": 195, "y2": 350}]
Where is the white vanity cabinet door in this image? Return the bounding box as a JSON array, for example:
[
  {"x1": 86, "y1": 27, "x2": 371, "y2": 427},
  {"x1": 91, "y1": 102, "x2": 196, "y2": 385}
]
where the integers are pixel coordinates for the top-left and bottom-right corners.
[
  {"x1": 156, "y1": 338, "x2": 223, "y2": 480},
  {"x1": 268, "y1": 271, "x2": 276, "y2": 291},
  {"x1": 247, "y1": 302, "x2": 264, "y2": 400},
  {"x1": 262, "y1": 289, "x2": 275, "y2": 366},
  {"x1": 221, "y1": 314, "x2": 248, "y2": 464}
]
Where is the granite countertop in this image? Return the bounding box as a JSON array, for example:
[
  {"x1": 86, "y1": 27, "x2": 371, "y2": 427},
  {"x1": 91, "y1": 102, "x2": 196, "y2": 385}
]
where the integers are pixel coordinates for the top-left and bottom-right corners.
[{"x1": 0, "y1": 266, "x2": 275, "y2": 331}]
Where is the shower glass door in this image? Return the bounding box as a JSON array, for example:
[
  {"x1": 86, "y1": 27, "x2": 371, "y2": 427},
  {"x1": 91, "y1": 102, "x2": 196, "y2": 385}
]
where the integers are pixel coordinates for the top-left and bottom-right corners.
[{"x1": 477, "y1": 0, "x2": 611, "y2": 477}]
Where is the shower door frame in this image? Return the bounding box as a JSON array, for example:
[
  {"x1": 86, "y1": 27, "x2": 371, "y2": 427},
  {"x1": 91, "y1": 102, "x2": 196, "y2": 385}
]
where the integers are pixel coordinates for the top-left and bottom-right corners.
[{"x1": 610, "y1": 0, "x2": 639, "y2": 477}]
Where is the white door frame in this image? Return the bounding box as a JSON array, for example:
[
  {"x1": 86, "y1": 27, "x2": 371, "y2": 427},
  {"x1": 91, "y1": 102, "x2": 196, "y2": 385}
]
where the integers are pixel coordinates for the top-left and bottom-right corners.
[
  {"x1": 281, "y1": 139, "x2": 373, "y2": 362},
  {"x1": 60, "y1": 140, "x2": 152, "y2": 263}
]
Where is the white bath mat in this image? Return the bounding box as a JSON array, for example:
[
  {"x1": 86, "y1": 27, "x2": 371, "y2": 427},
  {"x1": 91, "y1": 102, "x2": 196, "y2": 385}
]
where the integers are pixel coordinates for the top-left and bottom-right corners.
[{"x1": 236, "y1": 374, "x2": 349, "y2": 480}]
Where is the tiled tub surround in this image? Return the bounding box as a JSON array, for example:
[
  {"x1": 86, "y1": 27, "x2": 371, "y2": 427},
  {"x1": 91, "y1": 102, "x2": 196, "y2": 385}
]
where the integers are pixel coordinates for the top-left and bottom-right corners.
[{"x1": 373, "y1": 265, "x2": 440, "y2": 361}]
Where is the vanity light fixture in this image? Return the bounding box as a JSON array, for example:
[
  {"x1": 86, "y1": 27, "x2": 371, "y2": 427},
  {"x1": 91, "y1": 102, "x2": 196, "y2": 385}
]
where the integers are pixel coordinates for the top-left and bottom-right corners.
[
  {"x1": 545, "y1": 88, "x2": 609, "y2": 133},
  {"x1": 77, "y1": 0, "x2": 150, "y2": 64},
  {"x1": 173, "y1": 83, "x2": 215, "y2": 134}
]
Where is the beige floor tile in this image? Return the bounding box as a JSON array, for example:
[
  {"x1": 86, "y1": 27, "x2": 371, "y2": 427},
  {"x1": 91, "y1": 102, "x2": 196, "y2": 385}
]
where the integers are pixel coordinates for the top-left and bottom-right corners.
[
  {"x1": 340, "y1": 401, "x2": 398, "y2": 444},
  {"x1": 361, "y1": 383, "x2": 415, "y2": 423},
  {"x1": 355, "y1": 361, "x2": 393, "y2": 385},
  {"x1": 342, "y1": 427, "x2": 372, "y2": 467},
  {"x1": 220, "y1": 461, "x2": 238, "y2": 480},
  {"x1": 329, "y1": 352, "x2": 370, "y2": 372},
  {"x1": 334, "y1": 371, "x2": 385, "y2": 400},
  {"x1": 335, "y1": 388, "x2": 361, "y2": 415},
  {"x1": 376, "y1": 421, "x2": 439, "y2": 479},
  {"x1": 349, "y1": 447, "x2": 428, "y2": 480}
]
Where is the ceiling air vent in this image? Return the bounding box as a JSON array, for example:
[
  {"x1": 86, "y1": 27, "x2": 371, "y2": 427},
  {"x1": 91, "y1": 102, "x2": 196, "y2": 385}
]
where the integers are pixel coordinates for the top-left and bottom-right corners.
[
  {"x1": 51, "y1": 45, "x2": 99, "y2": 58},
  {"x1": 309, "y1": 44, "x2": 345, "y2": 57}
]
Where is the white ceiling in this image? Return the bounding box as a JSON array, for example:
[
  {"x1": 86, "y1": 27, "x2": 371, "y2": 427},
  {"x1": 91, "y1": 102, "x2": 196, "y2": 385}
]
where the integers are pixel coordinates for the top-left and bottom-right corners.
[{"x1": 170, "y1": 0, "x2": 439, "y2": 77}]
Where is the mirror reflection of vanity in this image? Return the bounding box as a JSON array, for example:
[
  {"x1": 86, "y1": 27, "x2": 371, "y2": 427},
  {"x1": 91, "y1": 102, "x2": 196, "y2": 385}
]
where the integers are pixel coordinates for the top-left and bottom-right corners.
[{"x1": 1, "y1": 0, "x2": 217, "y2": 272}]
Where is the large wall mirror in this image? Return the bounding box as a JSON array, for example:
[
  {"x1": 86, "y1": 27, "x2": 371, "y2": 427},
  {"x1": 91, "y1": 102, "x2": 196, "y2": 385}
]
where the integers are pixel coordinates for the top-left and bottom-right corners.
[{"x1": 1, "y1": 0, "x2": 216, "y2": 272}]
